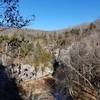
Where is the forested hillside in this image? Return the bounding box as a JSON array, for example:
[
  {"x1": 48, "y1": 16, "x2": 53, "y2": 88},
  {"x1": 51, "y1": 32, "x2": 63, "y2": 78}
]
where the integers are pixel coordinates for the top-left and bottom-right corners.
[{"x1": 0, "y1": 20, "x2": 100, "y2": 100}]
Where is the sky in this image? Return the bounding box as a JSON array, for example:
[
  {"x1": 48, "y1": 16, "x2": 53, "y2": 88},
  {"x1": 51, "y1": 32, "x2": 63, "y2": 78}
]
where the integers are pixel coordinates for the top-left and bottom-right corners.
[{"x1": 19, "y1": 0, "x2": 100, "y2": 30}]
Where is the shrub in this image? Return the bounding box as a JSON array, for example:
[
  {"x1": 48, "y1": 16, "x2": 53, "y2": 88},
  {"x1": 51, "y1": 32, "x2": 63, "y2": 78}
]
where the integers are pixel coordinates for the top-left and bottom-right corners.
[
  {"x1": 70, "y1": 29, "x2": 80, "y2": 35},
  {"x1": 33, "y1": 42, "x2": 54, "y2": 69},
  {"x1": 0, "y1": 35, "x2": 9, "y2": 43},
  {"x1": 20, "y1": 41, "x2": 32, "y2": 57}
]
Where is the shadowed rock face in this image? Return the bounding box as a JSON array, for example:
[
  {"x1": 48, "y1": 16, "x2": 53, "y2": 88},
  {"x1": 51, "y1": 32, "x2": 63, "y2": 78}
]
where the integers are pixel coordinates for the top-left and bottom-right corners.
[{"x1": 0, "y1": 64, "x2": 22, "y2": 100}]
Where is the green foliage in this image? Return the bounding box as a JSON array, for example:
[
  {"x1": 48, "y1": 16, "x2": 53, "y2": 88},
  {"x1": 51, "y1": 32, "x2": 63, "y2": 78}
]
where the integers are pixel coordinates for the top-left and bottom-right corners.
[
  {"x1": 63, "y1": 31, "x2": 69, "y2": 37},
  {"x1": 70, "y1": 28, "x2": 80, "y2": 35},
  {"x1": 0, "y1": 35, "x2": 9, "y2": 43},
  {"x1": 34, "y1": 42, "x2": 53, "y2": 68},
  {"x1": 8, "y1": 35, "x2": 21, "y2": 50},
  {"x1": 0, "y1": 35, "x2": 5, "y2": 43},
  {"x1": 20, "y1": 41, "x2": 32, "y2": 57},
  {"x1": 0, "y1": 34, "x2": 33, "y2": 58}
]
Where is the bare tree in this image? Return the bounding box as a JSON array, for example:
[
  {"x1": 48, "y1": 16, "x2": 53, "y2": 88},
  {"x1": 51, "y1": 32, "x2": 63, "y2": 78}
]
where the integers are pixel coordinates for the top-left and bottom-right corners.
[{"x1": 0, "y1": 0, "x2": 35, "y2": 28}]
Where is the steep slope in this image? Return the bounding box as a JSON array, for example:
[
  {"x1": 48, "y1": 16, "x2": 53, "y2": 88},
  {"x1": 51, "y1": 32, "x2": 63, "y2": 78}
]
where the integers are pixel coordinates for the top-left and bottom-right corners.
[{"x1": 0, "y1": 20, "x2": 100, "y2": 100}]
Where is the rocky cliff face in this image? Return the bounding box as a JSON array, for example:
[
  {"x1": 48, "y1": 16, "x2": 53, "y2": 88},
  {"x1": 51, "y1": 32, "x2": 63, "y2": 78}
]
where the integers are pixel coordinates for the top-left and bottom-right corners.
[
  {"x1": 6, "y1": 64, "x2": 53, "y2": 83},
  {"x1": 0, "y1": 63, "x2": 55, "y2": 100}
]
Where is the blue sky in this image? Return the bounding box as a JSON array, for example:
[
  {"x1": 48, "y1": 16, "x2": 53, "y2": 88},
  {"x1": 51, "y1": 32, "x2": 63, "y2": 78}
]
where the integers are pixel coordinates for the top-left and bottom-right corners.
[{"x1": 19, "y1": 0, "x2": 100, "y2": 30}]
